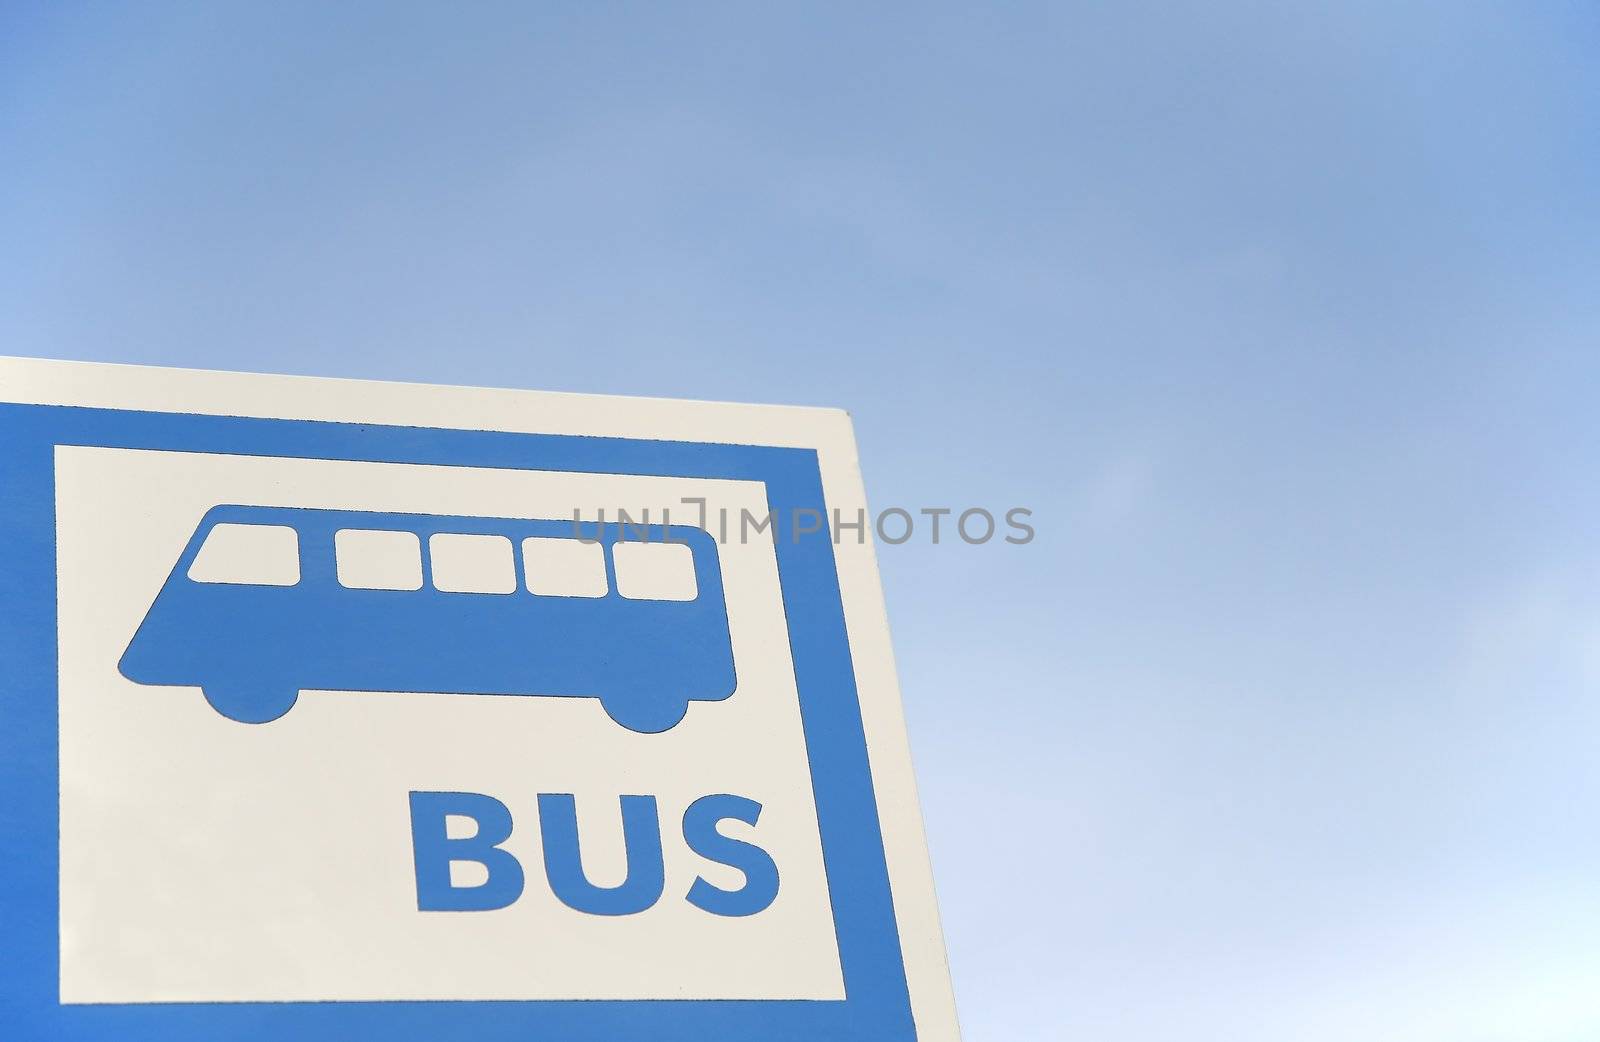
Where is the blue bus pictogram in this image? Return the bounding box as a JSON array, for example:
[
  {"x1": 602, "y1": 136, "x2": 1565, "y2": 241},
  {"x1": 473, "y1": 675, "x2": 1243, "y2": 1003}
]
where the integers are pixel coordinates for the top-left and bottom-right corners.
[{"x1": 119, "y1": 504, "x2": 737, "y2": 733}]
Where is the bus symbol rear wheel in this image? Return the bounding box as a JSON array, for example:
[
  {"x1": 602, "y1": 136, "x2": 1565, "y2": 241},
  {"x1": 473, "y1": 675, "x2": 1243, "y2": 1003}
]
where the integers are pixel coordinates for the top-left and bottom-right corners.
[
  {"x1": 601, "y1": 696, "x2": 690, "y2": 735},
  {"x1": 201, "y1": 682, "x2": 300, "y2": 725}
]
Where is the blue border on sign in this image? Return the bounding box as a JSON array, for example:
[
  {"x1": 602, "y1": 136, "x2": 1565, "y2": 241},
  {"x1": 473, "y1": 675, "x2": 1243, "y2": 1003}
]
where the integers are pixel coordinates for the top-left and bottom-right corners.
[{"x1": 0, "y1": 402, "x2": 916, "y2": 1042}]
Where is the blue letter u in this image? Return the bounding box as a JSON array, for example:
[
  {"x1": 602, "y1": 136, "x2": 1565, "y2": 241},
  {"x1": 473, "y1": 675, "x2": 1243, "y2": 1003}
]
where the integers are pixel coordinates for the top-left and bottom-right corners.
[{"x1": 537, "y1": 794, "x2": 664, "y2": 916}]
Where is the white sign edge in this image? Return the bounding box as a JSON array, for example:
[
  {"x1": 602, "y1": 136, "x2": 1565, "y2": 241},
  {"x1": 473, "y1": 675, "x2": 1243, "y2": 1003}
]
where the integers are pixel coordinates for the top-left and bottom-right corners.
[{"x1": 0, "y1": 354, "x2": 963, "y2": 1041}]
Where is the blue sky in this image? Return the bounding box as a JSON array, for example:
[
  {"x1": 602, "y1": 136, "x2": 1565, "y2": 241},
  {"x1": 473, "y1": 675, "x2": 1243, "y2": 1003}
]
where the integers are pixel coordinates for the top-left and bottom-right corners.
[{"x1": 5, "y1": 3, "x2": 1600, "y2": 1038}]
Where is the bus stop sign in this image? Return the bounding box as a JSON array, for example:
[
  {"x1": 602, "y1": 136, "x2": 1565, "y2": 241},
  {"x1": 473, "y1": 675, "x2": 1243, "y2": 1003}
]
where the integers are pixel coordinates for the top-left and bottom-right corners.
[{"x1": 0, "y1": 357, "x2": 959, "y2": 1042}]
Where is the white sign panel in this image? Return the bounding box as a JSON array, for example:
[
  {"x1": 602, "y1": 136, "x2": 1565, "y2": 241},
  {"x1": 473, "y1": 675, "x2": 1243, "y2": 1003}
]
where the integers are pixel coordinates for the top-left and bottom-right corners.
[{"x1": 0, "y1": 356, "x2": 959, "y2": 1042}]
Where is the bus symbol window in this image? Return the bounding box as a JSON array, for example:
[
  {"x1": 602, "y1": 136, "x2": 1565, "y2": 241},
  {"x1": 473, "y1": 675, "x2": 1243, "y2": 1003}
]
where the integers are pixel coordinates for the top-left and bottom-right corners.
[
  {"x1": 615, "y1": 541, "x2": 697, "y2": 602},
  {"x1": 120, "y1": 505, "x2": 737, "y2": 734},
  {"x1": 188, "y1": 523, "x2": 300, "y2": 587},
  {"x1": 429, "y1": 533, "x2": 517, "y2": 595},
  {"x1": 336, "y1": 529, "x2": 422, "y2": 591},
  {"x1": 523, "y1": 537, "x2": 607, "y2": 598}
]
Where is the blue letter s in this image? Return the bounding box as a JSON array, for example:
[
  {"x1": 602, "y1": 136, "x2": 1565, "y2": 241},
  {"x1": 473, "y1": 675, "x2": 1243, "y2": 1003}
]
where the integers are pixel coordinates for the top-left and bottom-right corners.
[{"x1": 683, "y1": 794, "x2": 779, "y2": 916}]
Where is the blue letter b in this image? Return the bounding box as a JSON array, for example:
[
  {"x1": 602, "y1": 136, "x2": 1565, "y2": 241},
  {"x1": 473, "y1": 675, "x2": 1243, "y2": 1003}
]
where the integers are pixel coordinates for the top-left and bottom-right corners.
[{"x1": 409, "y1": 791, "x2": 526, "y2": 912}]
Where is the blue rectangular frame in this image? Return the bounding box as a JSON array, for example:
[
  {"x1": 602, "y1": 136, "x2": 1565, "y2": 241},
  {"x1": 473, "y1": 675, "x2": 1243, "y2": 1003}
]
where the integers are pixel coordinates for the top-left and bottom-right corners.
[{"x1": 0, "y1": 402, "x2": 917, "y2": 1041}]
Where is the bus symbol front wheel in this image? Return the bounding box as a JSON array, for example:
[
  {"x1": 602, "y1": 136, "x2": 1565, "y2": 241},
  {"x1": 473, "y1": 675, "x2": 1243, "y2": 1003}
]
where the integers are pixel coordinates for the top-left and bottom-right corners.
[
  {"x1": 201, "y1": 682, "x2": 300, "y2": 725},
  {"x1": 601, "y1": 696, "x2": 690, "y2": 735}
]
